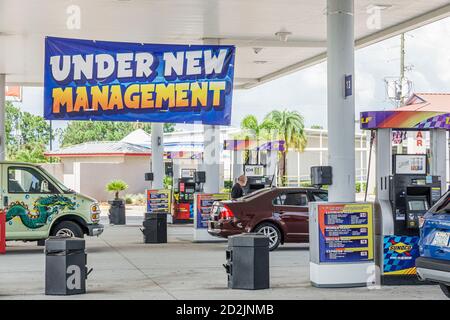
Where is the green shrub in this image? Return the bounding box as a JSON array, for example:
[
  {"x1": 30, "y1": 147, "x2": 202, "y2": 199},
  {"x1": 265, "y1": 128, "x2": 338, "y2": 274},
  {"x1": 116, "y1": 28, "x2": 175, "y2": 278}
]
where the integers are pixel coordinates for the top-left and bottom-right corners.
[
  {"x1": 131, "y1": 193, "x2": 146, "y2": 205},
  {"x1": 125, "y1": 194, "x2": 133, "y2": 204},
  {"x1": 224, "y1": 180, "x2": 233, "y2": 189},
  {"x1": 356, "y1": 182, "x2": 367, "y2": 193},
  {"x1": 124, "y1": 193, "x2": 146, "y2": 205}
]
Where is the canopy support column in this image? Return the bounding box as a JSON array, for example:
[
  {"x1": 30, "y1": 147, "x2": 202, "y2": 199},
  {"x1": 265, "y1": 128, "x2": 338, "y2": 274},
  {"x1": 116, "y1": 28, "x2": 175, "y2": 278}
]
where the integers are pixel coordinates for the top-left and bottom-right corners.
[
  {"x1": 203, "y1": 125, "x2": 221, "y2": 193},
  {"x1": 327, "y1": 0, "x2": 355, "y2": 202},
  {"x1": 203, "y1": 38, "x2": 221, "y2": 194},
  {"x1": 151, "y1": 123, "x2": 164, "y2": 189}
]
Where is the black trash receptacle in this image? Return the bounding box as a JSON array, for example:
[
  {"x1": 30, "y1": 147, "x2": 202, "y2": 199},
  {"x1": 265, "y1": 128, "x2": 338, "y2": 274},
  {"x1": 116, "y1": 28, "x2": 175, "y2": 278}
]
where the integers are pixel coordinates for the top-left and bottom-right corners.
[
  {"x1": 224, "y1": 233, "x2": 270, "y2": 290},
  {"x1": 45, "y1": 237, "x2": 88, "y2": 295},
  {"x1": 142, "y1": 212, "x2": 167, "y2": 243},
  {"x1": 108, "y1": 199, "x2": 126, "y2": 225}
]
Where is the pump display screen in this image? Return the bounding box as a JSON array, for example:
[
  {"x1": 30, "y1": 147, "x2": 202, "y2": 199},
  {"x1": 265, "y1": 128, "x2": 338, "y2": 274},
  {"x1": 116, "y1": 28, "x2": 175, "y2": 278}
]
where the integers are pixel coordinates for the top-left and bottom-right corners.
[
  {"x1": 408, "y1": 200, "x2": 429, "y2": 211},
  {"x1": 185, "y1": 187, "x2": 195, "y2": 194},
  {"x1": 394, "y1": 154, "x2": 427, "y2": 175}
]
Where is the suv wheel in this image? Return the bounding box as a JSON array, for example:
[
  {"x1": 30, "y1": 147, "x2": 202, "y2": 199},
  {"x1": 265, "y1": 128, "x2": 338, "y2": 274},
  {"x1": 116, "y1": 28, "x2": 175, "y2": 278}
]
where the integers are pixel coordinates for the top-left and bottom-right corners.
[
  {"x1": 440, "y1": 284, "x2": 450, "y2": 298},
  {"x1": 51, "y1": 221, "x2": 84, "y2": 238},
  {"x1": 254, "y1": 223, "x2": 281, "y2": 251}
]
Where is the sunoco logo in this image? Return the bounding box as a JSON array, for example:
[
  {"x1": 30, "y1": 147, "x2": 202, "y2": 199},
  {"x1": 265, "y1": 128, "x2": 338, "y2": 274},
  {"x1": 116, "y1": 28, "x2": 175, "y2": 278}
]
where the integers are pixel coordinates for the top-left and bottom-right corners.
[{"x1": 389, "y1": 242, "x2": 412, "y2": 254}]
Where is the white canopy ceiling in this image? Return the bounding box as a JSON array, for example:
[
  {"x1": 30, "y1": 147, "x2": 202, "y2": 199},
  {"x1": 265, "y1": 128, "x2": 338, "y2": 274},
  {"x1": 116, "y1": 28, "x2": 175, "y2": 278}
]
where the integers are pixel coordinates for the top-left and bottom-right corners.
[{"x1": 1, "y1": 0, "x2": 450, "y2": 89}]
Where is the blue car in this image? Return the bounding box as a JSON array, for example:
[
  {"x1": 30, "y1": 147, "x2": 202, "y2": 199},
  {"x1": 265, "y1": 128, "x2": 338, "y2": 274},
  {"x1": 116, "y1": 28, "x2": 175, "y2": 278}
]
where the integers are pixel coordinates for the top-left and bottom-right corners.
[{"x1": 417, "y1": 190, "x2": 450, "y2": 298}]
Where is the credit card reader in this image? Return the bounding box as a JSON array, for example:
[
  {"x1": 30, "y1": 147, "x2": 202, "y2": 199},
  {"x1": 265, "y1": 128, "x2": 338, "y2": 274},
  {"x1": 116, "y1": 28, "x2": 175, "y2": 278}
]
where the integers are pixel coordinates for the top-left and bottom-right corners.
[{"x1": 405, "y1": 195, "x2": 429, "y2": 229}]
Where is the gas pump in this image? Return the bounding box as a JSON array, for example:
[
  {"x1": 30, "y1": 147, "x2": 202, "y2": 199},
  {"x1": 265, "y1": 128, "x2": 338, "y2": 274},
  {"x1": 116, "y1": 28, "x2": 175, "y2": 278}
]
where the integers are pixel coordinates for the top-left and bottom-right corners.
[
  {"x1": 173, "y1": 169, "x2": 204, "y2": 223},
  {"x1": 390, "y1": 155, "x2": 442, "y2": 234},
  {"x1": 378, "y1": 153, "x2": 442, "y2": 284},
  {"x1": 243, "y1": 164, "x2": 273, "y2": 194},
  {"x1": 224, "y1": 139, "x2": 284, "y2": 193},
  {"x1": 360, "y1": 101, "x2": 448, "y2": 284}
]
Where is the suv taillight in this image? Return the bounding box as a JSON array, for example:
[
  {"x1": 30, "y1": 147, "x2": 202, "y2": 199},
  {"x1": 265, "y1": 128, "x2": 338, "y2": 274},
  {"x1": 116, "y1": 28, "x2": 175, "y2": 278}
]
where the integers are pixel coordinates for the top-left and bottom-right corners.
[{"x1": 219, "y1": 205, "x2": 234, "y2": 220}]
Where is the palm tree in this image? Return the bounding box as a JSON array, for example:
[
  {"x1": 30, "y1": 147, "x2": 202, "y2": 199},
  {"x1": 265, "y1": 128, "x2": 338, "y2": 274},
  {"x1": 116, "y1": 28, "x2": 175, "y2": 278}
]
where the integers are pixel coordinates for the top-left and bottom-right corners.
[
  {"x1": 264, "y1": 110, "x2": 307, "y2": 184},
  {"x1": 106, "y1": 180, "x2": 129, "y2": 200},
  {"x1": 238, "y1": 115, "x2": 277, "y2": 164}
]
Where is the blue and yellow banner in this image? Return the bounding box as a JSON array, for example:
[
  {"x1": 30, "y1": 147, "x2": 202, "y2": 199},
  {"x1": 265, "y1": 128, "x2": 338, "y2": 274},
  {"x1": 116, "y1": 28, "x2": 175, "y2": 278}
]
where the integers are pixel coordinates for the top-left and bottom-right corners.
[{"x1": 44, "y1": 37, "x2": 235, "y2": 125}]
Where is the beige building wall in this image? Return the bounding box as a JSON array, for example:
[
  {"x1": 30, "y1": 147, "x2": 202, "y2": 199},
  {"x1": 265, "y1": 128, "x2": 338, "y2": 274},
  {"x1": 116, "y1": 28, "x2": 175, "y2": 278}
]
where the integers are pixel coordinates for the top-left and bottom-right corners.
[
  {"x1": 42, "y1": 156, "x2": 151, "y2": 202},
  {"x1": 284, "y1": 130, "x2": 370, "y2": 192}
]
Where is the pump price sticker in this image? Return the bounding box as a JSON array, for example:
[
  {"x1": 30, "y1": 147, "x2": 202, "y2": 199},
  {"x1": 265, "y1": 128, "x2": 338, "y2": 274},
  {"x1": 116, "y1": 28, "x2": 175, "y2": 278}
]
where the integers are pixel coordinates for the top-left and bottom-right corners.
[{"x1": 432, "y1": 232, "x2": 450, "y2": 247}]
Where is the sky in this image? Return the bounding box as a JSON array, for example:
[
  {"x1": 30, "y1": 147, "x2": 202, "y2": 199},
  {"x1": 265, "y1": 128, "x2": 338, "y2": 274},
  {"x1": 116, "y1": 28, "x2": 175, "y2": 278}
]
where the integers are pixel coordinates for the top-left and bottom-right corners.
[{"x1": 11, "y1": 15, "x2": 450, "y2": 138}]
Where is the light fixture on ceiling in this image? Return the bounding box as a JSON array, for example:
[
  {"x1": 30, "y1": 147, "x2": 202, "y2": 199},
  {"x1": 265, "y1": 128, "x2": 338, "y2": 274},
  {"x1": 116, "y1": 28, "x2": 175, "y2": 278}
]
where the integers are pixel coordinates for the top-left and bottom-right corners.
[
  {"x1": 275, "y1": 30, "x2": 292, "y2": 42},
  {"x1": 253, "y1": 60, "x2": 268, "y2": 64}
]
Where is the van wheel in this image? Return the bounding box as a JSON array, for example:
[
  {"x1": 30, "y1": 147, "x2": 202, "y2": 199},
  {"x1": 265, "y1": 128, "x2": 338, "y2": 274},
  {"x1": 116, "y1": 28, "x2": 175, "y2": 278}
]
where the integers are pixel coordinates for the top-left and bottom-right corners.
[
  {"x1": 440, "y1": 284, "x2": 450, "y2": 298},
  {"x1": 254, "y1": 223, "x2": 281, "y2": 251},
  {"x1": 51, "y1": 221, "x2": 84, "y2": 238}
]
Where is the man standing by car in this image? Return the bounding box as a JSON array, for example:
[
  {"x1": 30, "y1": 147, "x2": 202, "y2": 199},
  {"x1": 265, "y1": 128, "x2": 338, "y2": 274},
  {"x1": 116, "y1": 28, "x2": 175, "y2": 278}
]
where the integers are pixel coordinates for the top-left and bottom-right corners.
[{"x1": 231, "y1": 175, "x2": 247, "y2": 200}]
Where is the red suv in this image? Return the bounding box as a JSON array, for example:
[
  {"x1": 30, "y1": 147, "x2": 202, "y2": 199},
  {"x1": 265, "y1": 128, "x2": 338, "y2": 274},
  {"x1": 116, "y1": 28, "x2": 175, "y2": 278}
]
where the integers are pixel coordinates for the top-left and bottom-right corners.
[{"x1": 207, "y1": 187, "x2": 328, "y2": 250}]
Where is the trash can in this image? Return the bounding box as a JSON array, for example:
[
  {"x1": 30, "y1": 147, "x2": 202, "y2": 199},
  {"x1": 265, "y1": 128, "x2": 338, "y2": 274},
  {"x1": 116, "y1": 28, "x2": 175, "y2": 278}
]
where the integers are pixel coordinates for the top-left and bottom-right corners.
[
  {"x1": 108, "y1": 199, "x2": 126, "y2": 225},
  {"x1": 142, "y1": 212, "x2": 167, "y2": 243},
  {"x1": 224, "y1": 233, "x2": 270, "y2": 290},
  {"x1": 45, "y1": 237, "x2": 90, "y2": 295}
]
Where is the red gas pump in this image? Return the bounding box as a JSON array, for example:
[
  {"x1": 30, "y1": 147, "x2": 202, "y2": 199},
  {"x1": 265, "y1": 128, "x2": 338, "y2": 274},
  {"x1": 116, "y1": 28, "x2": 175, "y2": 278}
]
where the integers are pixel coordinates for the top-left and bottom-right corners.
[{"x1": 0, "y1": 210, "x2": 6, "y2": 254}]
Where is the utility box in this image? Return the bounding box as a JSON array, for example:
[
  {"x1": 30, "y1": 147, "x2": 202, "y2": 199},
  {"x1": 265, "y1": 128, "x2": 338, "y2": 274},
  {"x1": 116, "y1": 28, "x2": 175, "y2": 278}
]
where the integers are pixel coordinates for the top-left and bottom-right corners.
[
  {"x1": 311, "y1": 166, "x2": 332, "y2": 186},
  {"x1": 142, "y1": 212, "x2": 167, "y2": 243},
  {"x1": 45, "y1": 237, "x2": 89, "y2": 295},
  {"x1": 224, "y1": 233, "x2": 270, "y2": 290},
  {"x1": 108, "y1": 199, "x2": 126, "y2": 225}
]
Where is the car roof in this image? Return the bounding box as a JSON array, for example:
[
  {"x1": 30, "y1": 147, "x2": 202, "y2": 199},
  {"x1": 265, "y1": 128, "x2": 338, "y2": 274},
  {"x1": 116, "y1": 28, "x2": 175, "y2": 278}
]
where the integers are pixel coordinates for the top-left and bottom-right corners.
[
  {"x1": 0, "y1": 161, "x2": 40, "y2": 166},
  {"x1": 273, "y1": 187, "x2": 326, "y2": 192}
]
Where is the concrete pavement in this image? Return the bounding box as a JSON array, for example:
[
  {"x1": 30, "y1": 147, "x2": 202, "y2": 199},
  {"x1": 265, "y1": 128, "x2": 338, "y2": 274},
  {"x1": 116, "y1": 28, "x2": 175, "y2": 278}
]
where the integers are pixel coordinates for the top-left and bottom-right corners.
[{"x1": 0, "y1": 222, "x2": 447, "y2": 300}]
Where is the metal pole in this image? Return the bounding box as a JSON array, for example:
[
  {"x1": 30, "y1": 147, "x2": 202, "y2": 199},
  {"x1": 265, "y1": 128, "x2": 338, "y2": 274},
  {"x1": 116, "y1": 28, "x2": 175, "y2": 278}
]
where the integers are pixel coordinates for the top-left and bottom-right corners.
[
  {"x1": 399, "y1": 33, "x2": 405, "y2": 107},
  {"x1": 364, "y1": 130, "x2": 375, "y2": 202},
  {"x1": 151, "y1": 122, "x2": 164, "y2": 189},
  {"x1": 0, "y1": 74, "x2": 6, "y2": 161},
  {"x1": 327, "y1": 0, "x2": 355, "y2": 202},
  {"x1": 203, "y1": 125, "x2": 220, "y2": 193},
  {"x1": 49, "y1": 120, "x2": 53, "y2": 151}
]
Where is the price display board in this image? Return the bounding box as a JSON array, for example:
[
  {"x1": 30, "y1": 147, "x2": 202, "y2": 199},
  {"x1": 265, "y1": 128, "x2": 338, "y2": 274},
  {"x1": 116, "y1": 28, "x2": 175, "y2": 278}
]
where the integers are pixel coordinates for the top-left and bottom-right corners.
[
  {"x1": 146, "y1": 189, "x2": 172, "y2": 214},
  {"x1": 317, "y1": 203, "x2": 374, "y2": 263},
  {"x1": 195, "y1": 193, "x2": 230, "y2": 229}
]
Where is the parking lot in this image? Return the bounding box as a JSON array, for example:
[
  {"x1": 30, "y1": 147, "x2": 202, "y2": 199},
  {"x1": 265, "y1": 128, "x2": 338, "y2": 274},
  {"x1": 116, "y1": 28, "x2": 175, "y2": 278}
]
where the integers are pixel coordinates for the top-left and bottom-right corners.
[{"x1": 0, "y1": 217, "x2": 446, "y2": 300}]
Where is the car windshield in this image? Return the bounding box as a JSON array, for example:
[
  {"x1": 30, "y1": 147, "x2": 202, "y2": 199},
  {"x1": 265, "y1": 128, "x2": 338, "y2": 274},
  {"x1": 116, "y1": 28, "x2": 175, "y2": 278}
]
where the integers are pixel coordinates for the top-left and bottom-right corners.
[
  {"x1": 38, "y1": 166, "x2": 75, "y2": 194},
  {"x1": 429, "y1": 191, "x2": 450, "y2": 214}
]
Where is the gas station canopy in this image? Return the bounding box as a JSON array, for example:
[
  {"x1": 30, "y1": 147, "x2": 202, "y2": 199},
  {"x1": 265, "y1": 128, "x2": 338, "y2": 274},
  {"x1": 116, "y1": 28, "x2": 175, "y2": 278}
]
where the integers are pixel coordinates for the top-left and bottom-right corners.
[
  {"x1": 1, "y1": 0, "x2": 450, "y2": 88},
  {"x1": 361, "y1": 93, "x2": 450, "y2": 130}
]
